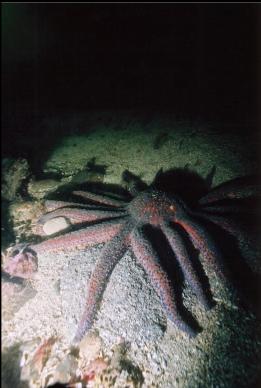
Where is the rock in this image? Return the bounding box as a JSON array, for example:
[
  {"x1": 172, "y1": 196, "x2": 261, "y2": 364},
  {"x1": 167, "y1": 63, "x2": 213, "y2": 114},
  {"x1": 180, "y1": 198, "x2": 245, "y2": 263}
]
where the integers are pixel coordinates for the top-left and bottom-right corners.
[
  {"x1": 70, "y1": 157, "x2": 107, "y2": 184},
  {"x1": 9, "y1": 201, "x2": 44, "y2": 223},
  {"x1": 1, "y1": 344, "x2": 24, "y2": 388},
  {"x1": 9, "y1": 201, "x2": 46, "y2": 239},
  {"x1": 1, "y1": 158, "x2": 30, "y2": 200},
  {"x1": 27, "y1": 179, "x2": 61, "y2": 199}
]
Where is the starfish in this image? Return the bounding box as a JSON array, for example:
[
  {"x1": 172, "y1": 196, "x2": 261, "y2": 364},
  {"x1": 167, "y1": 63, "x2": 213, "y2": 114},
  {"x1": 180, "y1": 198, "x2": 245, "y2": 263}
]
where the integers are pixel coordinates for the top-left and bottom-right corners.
[{"x1": 4, "y1": 170, "x2": 260, "y2": 342}]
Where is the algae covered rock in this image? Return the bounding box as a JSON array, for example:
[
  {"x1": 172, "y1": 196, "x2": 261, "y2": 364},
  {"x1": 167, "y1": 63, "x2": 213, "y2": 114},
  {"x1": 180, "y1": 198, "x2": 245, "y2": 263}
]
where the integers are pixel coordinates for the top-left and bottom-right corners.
[
  {"x1": 2, "y1": 158, "x2": 30, "y2": 201},
  {"x1": 27, "y1": 179, "x2": 62, "y2": 199}
]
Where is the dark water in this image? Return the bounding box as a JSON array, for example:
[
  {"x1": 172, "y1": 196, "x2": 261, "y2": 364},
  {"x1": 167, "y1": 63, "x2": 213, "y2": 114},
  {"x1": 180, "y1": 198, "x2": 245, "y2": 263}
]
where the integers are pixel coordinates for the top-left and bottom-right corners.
[{"x1": 2, "y1": 4, "x2": 259, "y2": 161}]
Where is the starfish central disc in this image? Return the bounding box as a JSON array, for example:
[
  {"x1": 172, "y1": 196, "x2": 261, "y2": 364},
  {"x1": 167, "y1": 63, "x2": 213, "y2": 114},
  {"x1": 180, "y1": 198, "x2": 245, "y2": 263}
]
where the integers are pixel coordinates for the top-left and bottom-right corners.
[{"x1": 128, "y1": 190, "x2": 176, "y2": 226}]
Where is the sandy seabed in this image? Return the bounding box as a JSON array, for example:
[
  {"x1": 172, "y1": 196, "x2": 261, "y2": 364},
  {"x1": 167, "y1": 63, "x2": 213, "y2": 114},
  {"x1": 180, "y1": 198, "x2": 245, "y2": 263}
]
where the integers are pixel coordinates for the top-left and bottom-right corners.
[{"x1": 2, "y1": 112, "x2": 261, "y2": 387}]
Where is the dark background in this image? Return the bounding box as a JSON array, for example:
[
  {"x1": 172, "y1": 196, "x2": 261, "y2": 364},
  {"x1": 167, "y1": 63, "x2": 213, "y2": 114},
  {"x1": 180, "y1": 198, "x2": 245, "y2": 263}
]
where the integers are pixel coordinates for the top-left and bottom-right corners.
[{"x1": 2, "y1": 3, "x2": 260, "y2": 157}]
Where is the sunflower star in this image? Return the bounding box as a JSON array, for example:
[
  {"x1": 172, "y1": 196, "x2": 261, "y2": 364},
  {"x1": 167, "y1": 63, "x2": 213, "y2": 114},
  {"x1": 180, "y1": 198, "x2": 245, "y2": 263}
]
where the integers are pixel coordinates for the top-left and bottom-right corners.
[{"x1": 4, "y1": 170, "x2": 260, "y2": 342}]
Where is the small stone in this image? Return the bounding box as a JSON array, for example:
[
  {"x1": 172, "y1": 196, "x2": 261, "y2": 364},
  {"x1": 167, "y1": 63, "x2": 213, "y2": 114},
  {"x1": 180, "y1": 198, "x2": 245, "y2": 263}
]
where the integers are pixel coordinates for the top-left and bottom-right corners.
[{"x1": 43, "y1": 217, "x2": 71, "y2": 235}]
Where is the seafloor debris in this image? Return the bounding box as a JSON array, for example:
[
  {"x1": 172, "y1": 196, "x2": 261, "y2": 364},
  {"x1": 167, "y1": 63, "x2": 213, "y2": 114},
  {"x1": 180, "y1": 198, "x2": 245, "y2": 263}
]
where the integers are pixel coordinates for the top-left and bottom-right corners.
[
  {"x1": 17, "y1": 333, "x2": 144, "y2": 388},
  {"x1": 20, "y1": 336, "x2": 57, "y2": 384},
  {"x1": 51, "y1": 354, "x2": 79, "y2": 385},
  {"x1": 80, "y1": 356, "x2": 110, "y2": 385},
  {"x1": 90, "y1": 341, "x2": 144, "y2": 388},
  {"x1": 27, "y1": 337, "x2": 57, "y2": 374},
  {"x1": 3, "y1": 246, "x2": 38, "y2": 279}
]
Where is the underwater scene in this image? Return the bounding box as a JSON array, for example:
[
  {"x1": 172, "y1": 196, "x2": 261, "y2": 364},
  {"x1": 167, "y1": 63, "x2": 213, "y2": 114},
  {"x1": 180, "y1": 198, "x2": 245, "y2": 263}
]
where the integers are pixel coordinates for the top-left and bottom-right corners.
[{"x1": 2, "y1": 4, "x2": 261, "y2": 388}]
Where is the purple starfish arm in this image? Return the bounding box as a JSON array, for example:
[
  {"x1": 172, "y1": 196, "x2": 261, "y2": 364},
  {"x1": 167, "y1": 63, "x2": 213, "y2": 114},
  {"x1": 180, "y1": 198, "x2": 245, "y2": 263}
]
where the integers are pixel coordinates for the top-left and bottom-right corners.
[
  {"x1": 130, "y1": 227, "x2": 197, "y2": 338},
  {"x1": 44, "y1": 200, "x2": 121, "y2": 212},
  {"x1": 73, "y1": 222, "x2": 132, "y2": 342},
  {"x1": 38, "y1": 207, "x2": 127, "y2": 225},
  {"x1": 199, "y1": 176, "x2": 261, "y2": 205},
  {"x1": 8, "y1": 218, "x2": 126, "y2": 261},
  {"x1": 161, "y1": 222, "x2": 213, "y2": 310},
  {"x1": 72, "y1": 190, "x2": 128, "y2": 208},
  {"x1": 174, "y1": 212, "x2": 231, "y2": 287}
]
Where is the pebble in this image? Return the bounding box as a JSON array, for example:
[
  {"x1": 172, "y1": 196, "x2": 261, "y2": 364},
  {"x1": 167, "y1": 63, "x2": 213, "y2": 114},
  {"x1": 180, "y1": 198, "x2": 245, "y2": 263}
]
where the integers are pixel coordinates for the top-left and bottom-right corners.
[{"x1": 42, "y1": 217, "x2": 71, "y2": 235}]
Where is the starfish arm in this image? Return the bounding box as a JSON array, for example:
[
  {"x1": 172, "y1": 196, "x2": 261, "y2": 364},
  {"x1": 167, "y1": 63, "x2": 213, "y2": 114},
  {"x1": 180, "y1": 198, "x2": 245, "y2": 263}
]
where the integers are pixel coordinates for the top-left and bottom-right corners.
[
  {"x1": 130, "y1": 227, "x2": 197, "y2": 338},
  {"x1": 9, "y1": 218, "x2": 127, "y2": 261},
  {"x1": 38, "y1": 207, "x2": 127, "y2": 225},
  {"x1": 193, "y1": 211, "x2": 248, "y2": 243},
  {"x1": 72, "y1": 190, "x2": 128, "y2": 208},
  {"x1": 199, "y1": 176, "x2": 261, "y2": 205},
  {"x1": 161, "y1": 222, "x2": 213, "y2": 310},
  {"x1": 44, "y1": 199, "x2": 121, "y2": 212},
  {"x1": 93, "y1": 188, "x2": 131, "y2": 201},
  {"x1": 174, "y1": 211, "x2": 231, "y2": 287},
  {"x1": 73, "y1": 223, "x2": 131, "y2": 342}
]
